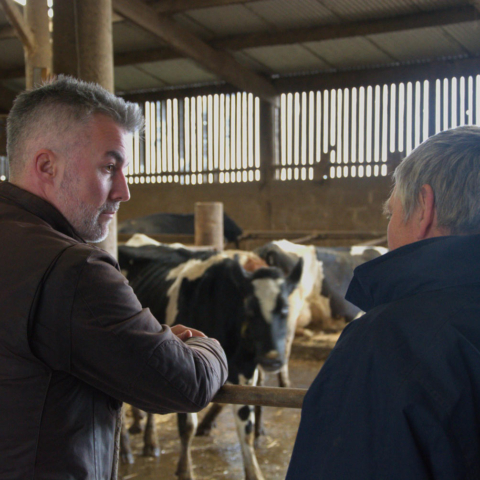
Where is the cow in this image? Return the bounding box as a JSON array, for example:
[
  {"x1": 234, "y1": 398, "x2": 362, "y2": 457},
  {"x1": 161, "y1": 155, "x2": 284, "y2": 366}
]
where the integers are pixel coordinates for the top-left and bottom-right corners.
[
  {"x1": 257, "y1": 240, "x2": 388, "y2": 325},
  {"x1": 315, "y1": 245, "x2": 388, "y2": 323},
  {"x1": 118, "y1": 235, "x2": 302, "y2": 480},
  {"x1": 255, "y1": 240, "x2": 388, "y2": 387},
  {"x1": 254, "y1": 240, "x2": 330, "y2": 388}
]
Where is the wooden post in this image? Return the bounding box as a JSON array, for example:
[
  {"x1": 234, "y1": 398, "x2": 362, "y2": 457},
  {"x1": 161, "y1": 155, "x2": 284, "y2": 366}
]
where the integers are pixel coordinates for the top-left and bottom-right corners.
[
  {"x1": 213, "y1": 385, "x2": 306, "y2": 409},
  {"x1": 24, "y1": 0, "x2": 51, "y2": 89},
  {"x1": 194, "y1": 202, "x2": 224, "y2": 252},
  {"x1": 53, "y1": 0, "x2": 117, "y2": 258}
]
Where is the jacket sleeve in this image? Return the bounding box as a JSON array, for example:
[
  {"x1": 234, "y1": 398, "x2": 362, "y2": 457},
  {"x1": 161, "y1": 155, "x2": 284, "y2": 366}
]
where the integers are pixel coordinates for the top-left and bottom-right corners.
[{"x1": 32, "y1": 245, "x2": 228, "y2": 414}]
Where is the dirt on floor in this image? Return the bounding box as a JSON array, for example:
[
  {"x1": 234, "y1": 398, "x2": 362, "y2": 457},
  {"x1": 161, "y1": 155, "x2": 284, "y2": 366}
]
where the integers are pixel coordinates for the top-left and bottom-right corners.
[{"x1": 119, "y1": 332, "x2": 340, "y2": 480}]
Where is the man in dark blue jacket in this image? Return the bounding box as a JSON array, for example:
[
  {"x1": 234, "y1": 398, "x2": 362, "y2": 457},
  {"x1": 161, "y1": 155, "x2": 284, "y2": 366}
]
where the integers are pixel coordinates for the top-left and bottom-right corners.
[{"x1": 287, "y1": 126, "x2": 480, "y2": 480}]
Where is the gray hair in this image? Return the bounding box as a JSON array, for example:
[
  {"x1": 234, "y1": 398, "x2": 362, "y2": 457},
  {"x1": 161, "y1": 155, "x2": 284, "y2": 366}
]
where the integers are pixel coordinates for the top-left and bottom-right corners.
[
  {"x1": 7, "y1": 75, "x2": 144, "y2": 177},
  {"x1": 393, "y1": 126, "x2": 480, "y2": 235}
]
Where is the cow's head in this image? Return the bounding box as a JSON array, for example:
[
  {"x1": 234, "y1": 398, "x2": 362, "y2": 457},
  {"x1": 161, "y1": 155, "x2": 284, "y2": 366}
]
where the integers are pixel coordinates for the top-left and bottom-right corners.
[{"x1": 232, "y1": 258, "x2": 303, "y2": 372}]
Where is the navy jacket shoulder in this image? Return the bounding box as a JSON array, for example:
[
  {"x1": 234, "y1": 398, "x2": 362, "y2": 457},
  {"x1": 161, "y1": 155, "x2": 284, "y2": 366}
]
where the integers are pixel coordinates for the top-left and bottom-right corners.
[{"x1": 287, "y1": 235, "x2": 480, "y2": 480}]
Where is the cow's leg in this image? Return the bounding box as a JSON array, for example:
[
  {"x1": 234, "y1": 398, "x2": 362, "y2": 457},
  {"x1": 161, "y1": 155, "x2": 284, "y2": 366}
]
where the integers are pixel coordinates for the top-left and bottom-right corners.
[
  {"x1": 234, "y1": 370, "x2": 265, "y2": 480},
  {"x1": 176, "y1": 412, "x2": 198, "y2": 480},
  {"x1": 277, "y1": 323, "x2": 296, "y2": 388},
  {"x1": 142, "y1": 412, "x2": 160, "y2": 457},
  {"x1": 196, "y1": 403, "x2": 224, "y2": 436},
  {"x1": 254, "y1": 368, "x2": 265, "y2": 439},
  {"x1": 128, "y1": 406, "x2": 145, "y2": 434},
  {"x1": 120, "y1": 407, "x2": 135, "y2": 464},
  {"x1": 234, "y1": 404, "x2": 265, "y2": 480}
]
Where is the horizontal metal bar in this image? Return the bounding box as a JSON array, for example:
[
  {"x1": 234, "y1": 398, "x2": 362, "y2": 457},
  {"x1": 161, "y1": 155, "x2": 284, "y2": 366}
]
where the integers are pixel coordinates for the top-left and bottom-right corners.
[{"x1": 213, "y1": 385, "x2": 306, "y2": 409}]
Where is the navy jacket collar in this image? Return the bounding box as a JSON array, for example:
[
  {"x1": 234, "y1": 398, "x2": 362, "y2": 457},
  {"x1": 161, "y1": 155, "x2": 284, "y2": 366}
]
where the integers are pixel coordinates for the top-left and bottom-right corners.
[
  {"x1": 0, "y1": 181, "x2": 85, "y2": 243},
  {"x1": 346, "y1": 234, "x2": 480, "y2": 312}
]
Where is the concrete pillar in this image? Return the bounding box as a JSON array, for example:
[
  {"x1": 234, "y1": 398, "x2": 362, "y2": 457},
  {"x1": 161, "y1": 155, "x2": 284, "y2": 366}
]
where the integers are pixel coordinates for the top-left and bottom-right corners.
[
  {"x1": 53, "y1": 0, "x2": 117, "y2": 256},
  {"x1": 195, "y1": 202, "x2": 224, "y2": 252},
  {"x1": 24, "y1": 0, "x2": 51, "y2": 89}
]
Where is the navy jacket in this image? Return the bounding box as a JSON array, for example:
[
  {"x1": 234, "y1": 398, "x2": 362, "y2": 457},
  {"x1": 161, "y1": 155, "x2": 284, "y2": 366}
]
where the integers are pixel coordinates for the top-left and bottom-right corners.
[{"x1": 287, "y1": 235, "x2": 480, "y2": 480}]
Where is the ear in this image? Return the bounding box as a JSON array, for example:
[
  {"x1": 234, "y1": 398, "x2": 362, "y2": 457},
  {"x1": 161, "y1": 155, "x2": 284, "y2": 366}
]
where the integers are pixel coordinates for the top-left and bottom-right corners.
[
  {"x1": 416, "y1": 184, "x2": 437, "y2": 240},
  {"x1": 228, "y1": 259, "x2": 252, "y2": 297},
  {"x1": 265, "y1": 249, "x2": 297, "y2": 275},
  {"x1": 285, "y1": 257, "x2": 303, "y2": 295},
  {"x1": 33, "y1": 149, "x2": 58, "y2": 185}
]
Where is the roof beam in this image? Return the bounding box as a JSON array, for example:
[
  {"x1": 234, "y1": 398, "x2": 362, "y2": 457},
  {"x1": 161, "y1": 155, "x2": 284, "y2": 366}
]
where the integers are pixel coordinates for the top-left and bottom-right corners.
[
  {"x1": 148, "y1": 0, "x2": 262, "y2": 15},
  {"x1": 112, "y1": 0, "x2": 279, "y2": 105},
  {"x1": 0, "y1": 0, "x2": 34, "y2": 52},
  {"x1": 119, "y1": 56, "x2": 480, "y2": 102},
  {"x1": 115, "y1": 5, "x2": 478, "y2": 67},
  {"x1": 213, "y1": 5, "x2": 478, "y2": 50}
]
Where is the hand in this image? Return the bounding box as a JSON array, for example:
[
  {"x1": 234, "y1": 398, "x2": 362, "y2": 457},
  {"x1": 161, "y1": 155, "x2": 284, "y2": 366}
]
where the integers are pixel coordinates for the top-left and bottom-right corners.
[
  {"x1": 171, "y1": 324, "x2": 221, "y2": 345},
  {"x1": 171, "y1": 324, "x2": 206, "y2": 341}
]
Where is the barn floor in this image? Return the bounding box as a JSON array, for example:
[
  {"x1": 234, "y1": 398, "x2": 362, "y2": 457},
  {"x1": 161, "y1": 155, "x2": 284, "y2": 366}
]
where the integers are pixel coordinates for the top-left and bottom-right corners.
[{"x1": 119, "y1": 332, "x2": 340, "y2": 480}]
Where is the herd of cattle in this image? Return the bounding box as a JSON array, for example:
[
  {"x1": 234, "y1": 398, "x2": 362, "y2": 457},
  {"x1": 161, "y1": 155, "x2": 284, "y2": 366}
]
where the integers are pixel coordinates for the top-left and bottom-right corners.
[{"x1": 118, "y1": 233, "x2": 388, "y2": 480}]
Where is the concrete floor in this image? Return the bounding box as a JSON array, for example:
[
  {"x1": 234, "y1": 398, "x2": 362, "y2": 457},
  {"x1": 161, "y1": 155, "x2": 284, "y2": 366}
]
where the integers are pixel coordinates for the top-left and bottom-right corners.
[{"x1": 118, "y1": 356, "x2": 326, "y2": 480}]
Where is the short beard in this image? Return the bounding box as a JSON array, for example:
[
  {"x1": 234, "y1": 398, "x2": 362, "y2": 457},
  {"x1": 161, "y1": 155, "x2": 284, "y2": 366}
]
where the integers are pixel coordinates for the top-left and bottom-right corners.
[{"x1": 57, "y1": 166, "x2": 115, "y2": 243}]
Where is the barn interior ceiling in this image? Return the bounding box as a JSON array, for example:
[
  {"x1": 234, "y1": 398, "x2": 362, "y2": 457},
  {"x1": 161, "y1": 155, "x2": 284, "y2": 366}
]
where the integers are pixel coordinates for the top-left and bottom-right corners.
[{"x1": 0, "y1": 0, "x2": 479, "y2": 105}]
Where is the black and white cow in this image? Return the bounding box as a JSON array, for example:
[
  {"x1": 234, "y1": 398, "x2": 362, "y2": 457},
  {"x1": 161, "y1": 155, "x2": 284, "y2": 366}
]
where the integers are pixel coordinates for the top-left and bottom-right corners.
[
  {"x1": 118, "y1": 235, "x2": 302, "y2": 480},
  {"x1": 256, "y1": 240, "x2": 388, "y2": 386},
  {"x1": 257, "y1": 240, "x2": 388, "y2": 325}
]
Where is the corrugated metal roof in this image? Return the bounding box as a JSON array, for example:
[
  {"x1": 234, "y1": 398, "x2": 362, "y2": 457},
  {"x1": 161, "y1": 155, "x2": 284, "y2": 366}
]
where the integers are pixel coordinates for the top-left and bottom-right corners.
[
  {"x1": 239, "y1": 44, "x2": 332, "y2": 74},
  {"x1": 245, "y1": 0, "x2": 340, "y2": 30},
  {"x1": 177, "y1": 5, "x2": 269, "y2": 37},
  {"x1": 443, "y1": 22, "x2": 480, "y2": 56},
  {"x1": 304, "y1": 37, "x2": 394, "y2": 69},
  {"x1": 0, "y1": 0, "x2": 478, "y2": 97},
  {"x1": 368, "y1": 26, "x2": 470, "y2": 61},
  {"x1": 113, "y1": 21, "x2": 166, "y2": 53},
  {"x1": 135, "y1": 59, "x2": 218, "y2": 86}
]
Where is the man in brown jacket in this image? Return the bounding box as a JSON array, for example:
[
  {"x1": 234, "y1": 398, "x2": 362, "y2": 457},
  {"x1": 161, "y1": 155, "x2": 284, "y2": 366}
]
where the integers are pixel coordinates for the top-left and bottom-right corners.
[{"x1": 0, "y1": 76, "x2": 228, "y2": 479}]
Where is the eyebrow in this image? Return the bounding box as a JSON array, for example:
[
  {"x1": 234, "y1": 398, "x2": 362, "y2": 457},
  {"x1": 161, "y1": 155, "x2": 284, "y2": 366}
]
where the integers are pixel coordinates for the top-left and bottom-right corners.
[{"x1": 106, "y1": 150, "x2": 127, "y2": 166}]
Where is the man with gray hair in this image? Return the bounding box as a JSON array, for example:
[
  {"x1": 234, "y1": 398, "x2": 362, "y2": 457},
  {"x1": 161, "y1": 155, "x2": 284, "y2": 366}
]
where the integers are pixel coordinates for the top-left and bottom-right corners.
[
  {"x1": 0, "y1": 76, "x2": 227, "y2": 479},
  {"x1": 287, "y1": 126, "x2": 480, "y2": 479}
]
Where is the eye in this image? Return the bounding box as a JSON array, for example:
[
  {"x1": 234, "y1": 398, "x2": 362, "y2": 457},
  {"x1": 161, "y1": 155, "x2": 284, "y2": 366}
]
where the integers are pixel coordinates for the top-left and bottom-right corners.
[{"x1": 104, "y1": 164, "x2": 115, "y2": 174}]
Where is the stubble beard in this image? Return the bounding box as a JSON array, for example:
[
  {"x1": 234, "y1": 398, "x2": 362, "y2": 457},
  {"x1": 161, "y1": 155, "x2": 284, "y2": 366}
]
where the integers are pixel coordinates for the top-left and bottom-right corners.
[{"x1": 58, "y1": 167, "x2": 116, "y2": 243}]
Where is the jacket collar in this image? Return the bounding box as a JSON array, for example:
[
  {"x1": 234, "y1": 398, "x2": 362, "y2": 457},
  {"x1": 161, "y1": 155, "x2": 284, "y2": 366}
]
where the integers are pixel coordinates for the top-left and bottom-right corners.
[
  {"x1": 0, "y1": 181, "x2": 85, "y2": 243},
  {"x1": 346, "y1": 234, "x2": 480, "y2": 312}
]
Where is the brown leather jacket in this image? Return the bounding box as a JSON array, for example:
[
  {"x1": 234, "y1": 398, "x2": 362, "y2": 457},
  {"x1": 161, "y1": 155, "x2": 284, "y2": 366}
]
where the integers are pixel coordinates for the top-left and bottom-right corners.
[{"x1": 0, "y1": 182, "x2": 228, "y2": 480}]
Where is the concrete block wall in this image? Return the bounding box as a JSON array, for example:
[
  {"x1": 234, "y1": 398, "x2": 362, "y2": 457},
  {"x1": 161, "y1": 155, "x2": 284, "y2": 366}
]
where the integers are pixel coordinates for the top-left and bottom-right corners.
[{"x1": 118, "y1": 175, "x2": 393, "y2": 248}]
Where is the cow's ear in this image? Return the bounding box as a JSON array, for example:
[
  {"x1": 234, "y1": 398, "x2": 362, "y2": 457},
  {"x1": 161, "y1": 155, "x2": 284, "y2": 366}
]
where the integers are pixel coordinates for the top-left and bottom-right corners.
[
  {"x1": 285, "y1": 257, "x2": 303, "y2": 295},
  {"x1": 266, "y1": 249, "x2": 297, "y2": 275},
  {"x1": 228, "y1": 260, "x2": 252, "y2": 296}
]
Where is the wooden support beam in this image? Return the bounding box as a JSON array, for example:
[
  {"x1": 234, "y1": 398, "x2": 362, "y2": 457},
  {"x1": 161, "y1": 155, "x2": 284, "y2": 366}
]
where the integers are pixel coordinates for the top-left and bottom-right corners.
[
  {"x1": 148, "y1": 0, "x2": 262, "y2": 15},
  {"x1": 274, "y1": 56, "x2": 480, "y2": 94},
  {"x1": 213, "y1": 385, "x2": 306, "y2": 409},
  {"x1": 111, "y1": 6, "x2": 480, "y2": 69},
  {"x1": 213, "y1": 5, "x2": 478, "y2": 51},
  {"x1": 118, "y1": 55, "x2": 480, "y2": 104},
  {"x1": 0, "y1": 0, "x2": 35, "y2": 52},
  {"x1": 113, "y1": 0, "x2": 279, "y2": 106}
]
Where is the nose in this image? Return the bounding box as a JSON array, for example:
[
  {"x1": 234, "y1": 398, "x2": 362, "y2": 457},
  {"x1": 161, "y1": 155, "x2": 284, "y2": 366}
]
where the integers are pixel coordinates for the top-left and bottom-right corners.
[{"x1": 111, "y1": 169, "x2": 131, "y2": 203}]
